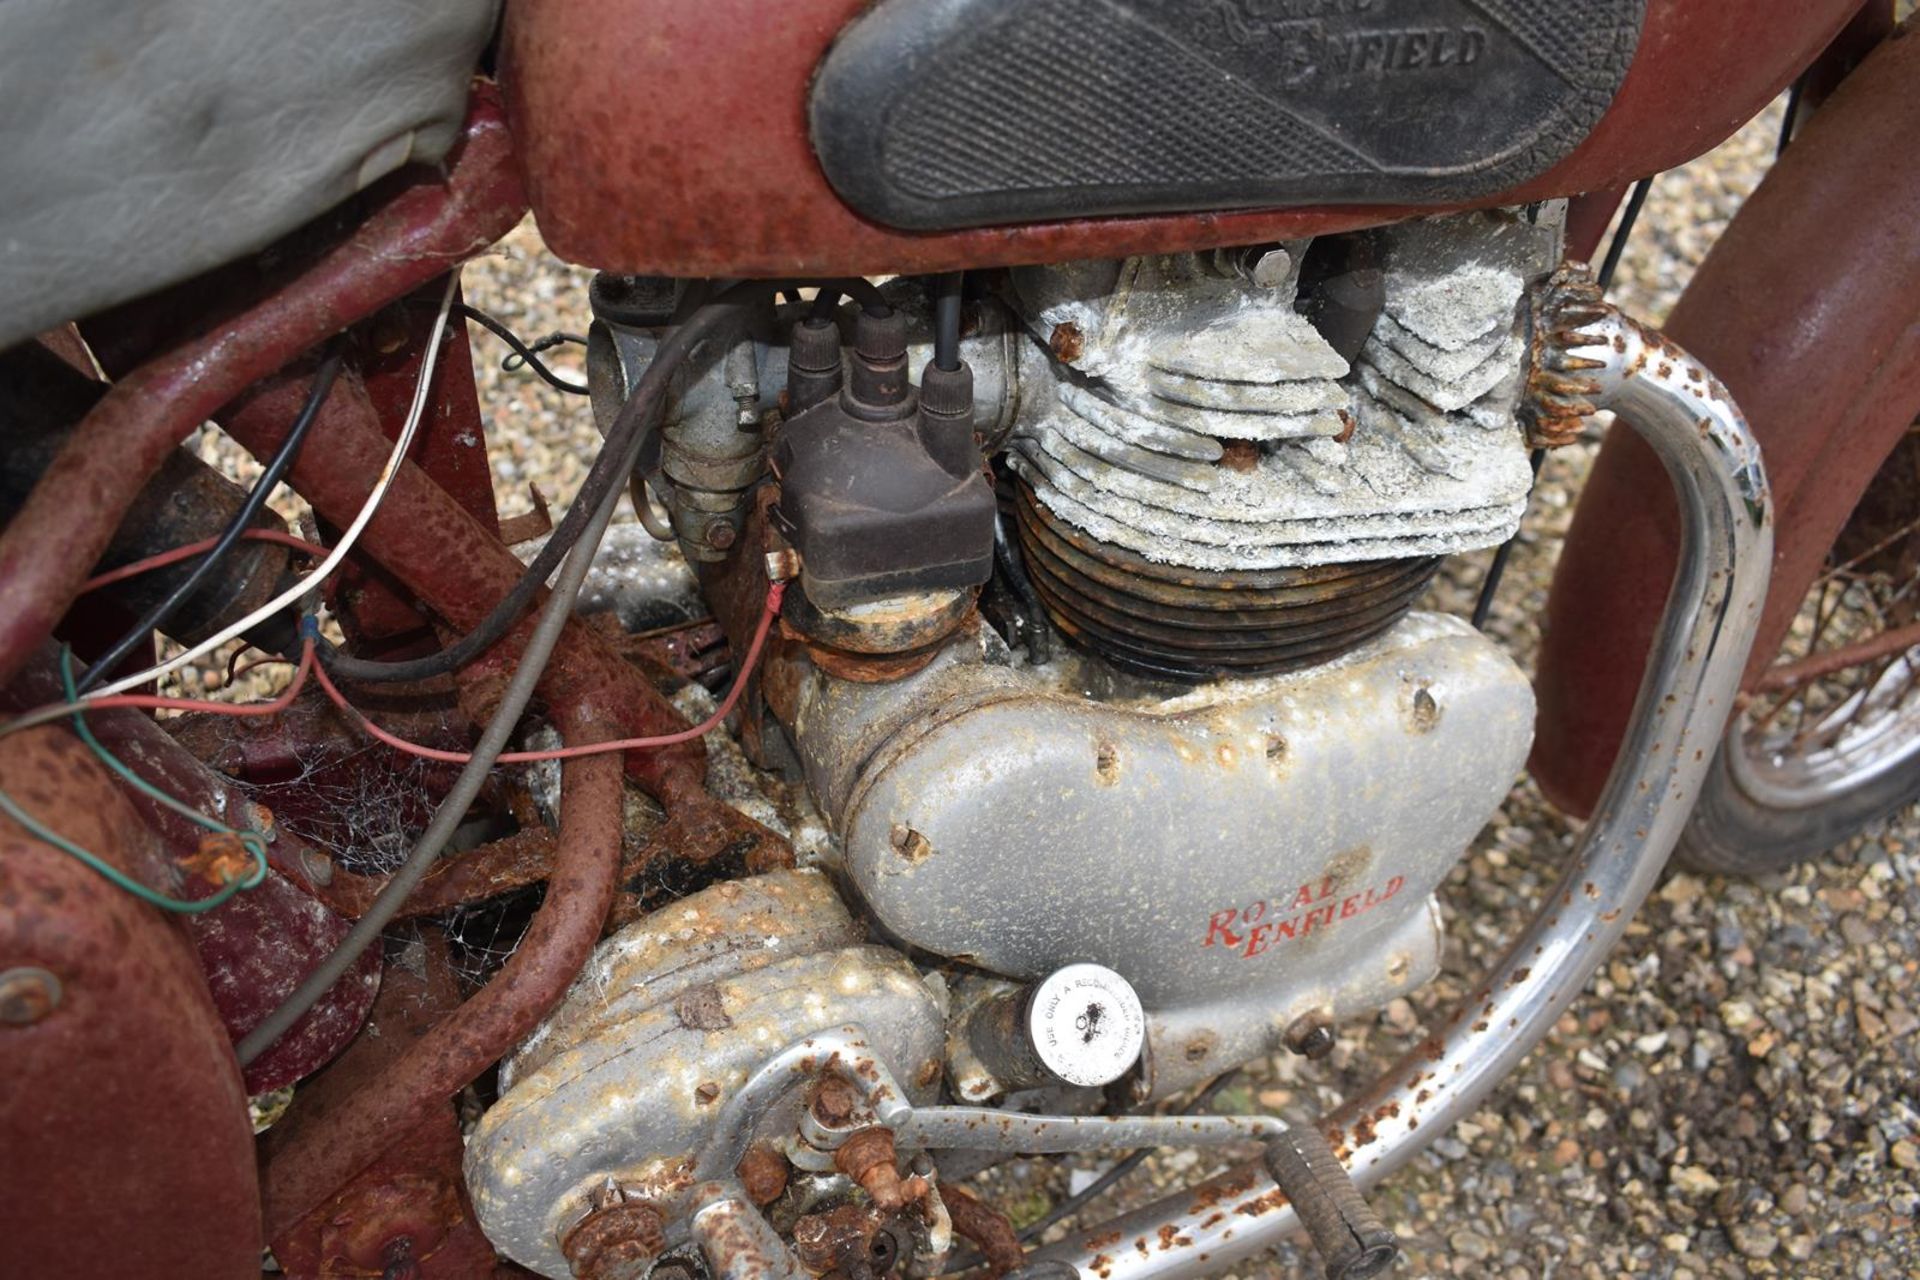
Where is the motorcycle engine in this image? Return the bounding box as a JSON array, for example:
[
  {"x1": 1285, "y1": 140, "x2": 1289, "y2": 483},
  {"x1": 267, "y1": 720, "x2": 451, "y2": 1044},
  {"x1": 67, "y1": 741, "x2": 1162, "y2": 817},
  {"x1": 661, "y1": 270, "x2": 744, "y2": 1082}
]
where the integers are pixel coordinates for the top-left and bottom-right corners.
[{"x1": 467, "y1": 208, "x2": 1555, "y2": 1276}]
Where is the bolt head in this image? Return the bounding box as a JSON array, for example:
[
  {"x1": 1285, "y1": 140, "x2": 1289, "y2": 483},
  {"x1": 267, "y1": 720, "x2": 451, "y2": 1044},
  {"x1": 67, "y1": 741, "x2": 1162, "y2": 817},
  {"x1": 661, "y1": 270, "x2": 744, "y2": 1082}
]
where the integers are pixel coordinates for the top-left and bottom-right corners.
[
  {"x1": 707, "y1": 523, "x2": 737, "y2": 551},
  {"x1": 0, "y1": 967, "x2": 61, "y2": 1025},
  {"x1": 1048, "y1": 322, "x2": 1085, "y2": 364},
  {"x1": 563, "y1": 1201, "x2": 666, "y2": 1280},
  {"x1": 1251, "y1": 248, "x2": 1294, "y2": 289},
  {"x1": 1283, "y1": 1011, "x2": 1336, "y2": 1060}
]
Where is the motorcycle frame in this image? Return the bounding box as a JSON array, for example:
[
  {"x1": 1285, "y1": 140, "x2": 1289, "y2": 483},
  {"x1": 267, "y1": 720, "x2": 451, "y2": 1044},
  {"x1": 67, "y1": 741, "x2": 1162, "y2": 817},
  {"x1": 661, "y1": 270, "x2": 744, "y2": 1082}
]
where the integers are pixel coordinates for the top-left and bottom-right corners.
[{"x1": 3, "y1": 7, "x2": 1911, "y2": 1276}]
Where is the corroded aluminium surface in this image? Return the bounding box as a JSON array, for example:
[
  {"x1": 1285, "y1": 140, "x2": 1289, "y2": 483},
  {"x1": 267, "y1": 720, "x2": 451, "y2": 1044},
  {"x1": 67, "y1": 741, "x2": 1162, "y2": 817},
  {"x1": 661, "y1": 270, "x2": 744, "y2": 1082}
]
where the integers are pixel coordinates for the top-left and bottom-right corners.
[
  {"x1": 792, "y1": 611, "x2": 1532, "y2": 1098},
  {"x1": 1006, "y1": 212, "x2": 1555, "y2": 574},
  {"x1": 467, "y1": 870, "x2": 946, "y2": 1279}
]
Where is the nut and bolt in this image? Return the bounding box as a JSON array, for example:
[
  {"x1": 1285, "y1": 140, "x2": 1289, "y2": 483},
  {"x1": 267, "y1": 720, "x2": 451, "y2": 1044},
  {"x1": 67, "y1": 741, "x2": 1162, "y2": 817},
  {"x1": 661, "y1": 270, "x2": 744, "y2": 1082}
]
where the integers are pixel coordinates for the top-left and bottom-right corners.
[
  {"x1": 834, "y1": 1127, "x2": 928, "y2": 1212},
  {"x1": 1250, "y1": 247, "x2": 1294, "y2": 289},
  {"x1": 0, "y1": 967, "x2": 62, "y2": 1025},
  {"x1": 1283, "y1": 1011, "x2": 1337, "y2": 1060},
  {"x1": 810, "y1": 1076, "x2": 862, "y2": 1128},
  {"x1": 1048, "y1": 322, "x2": 1085, "y2": 363},
  {"x1": 706, "y1": 522, "x2": 738, "y2": 551},
  {"x1": 737, "y1": 1144, "x2": 791, "y2": 1206}
]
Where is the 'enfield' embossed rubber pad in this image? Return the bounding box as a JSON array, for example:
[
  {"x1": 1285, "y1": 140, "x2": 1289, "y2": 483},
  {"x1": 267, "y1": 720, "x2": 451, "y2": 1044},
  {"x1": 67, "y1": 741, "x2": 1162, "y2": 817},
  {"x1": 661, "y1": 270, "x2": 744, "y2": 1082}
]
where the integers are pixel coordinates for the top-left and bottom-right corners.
[{"x1": 810, "y1": 0, "x2": 1645, "y2": 230}]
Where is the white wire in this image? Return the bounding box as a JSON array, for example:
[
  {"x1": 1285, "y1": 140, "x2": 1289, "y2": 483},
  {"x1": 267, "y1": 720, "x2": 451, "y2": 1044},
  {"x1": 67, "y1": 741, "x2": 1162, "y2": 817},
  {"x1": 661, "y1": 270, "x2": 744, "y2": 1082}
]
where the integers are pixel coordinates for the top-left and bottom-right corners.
[{"x1": 87, "y1": 273, "x2": 461, "y2": 702}]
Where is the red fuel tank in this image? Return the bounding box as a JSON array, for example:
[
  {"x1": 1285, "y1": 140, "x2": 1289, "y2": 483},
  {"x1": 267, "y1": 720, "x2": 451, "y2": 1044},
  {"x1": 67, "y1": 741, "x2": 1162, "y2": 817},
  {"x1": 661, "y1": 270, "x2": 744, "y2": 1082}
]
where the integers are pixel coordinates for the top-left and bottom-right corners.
[{"x1": 501, "y1": 0, "x2": 1862, "y2": 277}]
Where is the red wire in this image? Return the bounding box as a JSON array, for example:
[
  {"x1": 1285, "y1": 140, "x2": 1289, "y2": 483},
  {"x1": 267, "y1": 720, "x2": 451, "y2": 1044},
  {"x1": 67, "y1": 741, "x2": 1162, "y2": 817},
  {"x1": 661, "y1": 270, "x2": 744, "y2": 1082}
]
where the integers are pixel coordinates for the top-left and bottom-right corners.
[
  {"x1": 67, "y1": 522, "x2": 788, "y2": 763},
  {"x1": 80, "y1": 530, "x2": 331, "y2": 595},
  {"x1": 311, "y1": 582, "x2": 788, "y2": 764},
  {"x1": 224, "y1": 652, "x2": 297, "y2": 689},
  {"x1": 85, "y1": 640, "x2": 316, "y2": 718},
  {"x1": 20, "y1": 641, "x2": 319, "y2": 727}
]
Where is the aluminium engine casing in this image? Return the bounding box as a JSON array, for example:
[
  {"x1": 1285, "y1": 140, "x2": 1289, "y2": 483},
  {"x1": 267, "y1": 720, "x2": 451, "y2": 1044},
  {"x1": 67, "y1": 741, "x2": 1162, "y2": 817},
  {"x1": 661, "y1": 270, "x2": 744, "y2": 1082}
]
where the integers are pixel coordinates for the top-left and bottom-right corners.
[
  {"x1": 791, "y1": 611, "x2": 1534, "y2": 1098},
  {"x1": 464, "y1": 869, "x2": 947, "y2": 1279}
]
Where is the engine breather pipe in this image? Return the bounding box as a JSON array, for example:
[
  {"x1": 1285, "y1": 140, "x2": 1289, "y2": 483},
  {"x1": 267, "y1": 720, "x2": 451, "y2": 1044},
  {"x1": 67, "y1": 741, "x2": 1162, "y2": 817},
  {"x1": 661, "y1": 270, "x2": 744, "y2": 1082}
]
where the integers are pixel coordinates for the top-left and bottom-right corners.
[{"x1": 1028, "y1": 263, "x2": 1773, "y2": 1280}]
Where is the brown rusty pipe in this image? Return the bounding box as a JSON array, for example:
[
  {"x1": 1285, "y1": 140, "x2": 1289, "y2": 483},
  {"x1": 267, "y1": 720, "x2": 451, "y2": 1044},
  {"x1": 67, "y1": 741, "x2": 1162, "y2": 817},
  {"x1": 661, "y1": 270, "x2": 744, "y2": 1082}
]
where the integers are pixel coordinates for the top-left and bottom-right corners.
[
  {"x1": 261, "y1": 702, "x2": 626, "y2": 1242},
  {"x1": 0, "y1": 88, "x2": 527, "y2": 691}
]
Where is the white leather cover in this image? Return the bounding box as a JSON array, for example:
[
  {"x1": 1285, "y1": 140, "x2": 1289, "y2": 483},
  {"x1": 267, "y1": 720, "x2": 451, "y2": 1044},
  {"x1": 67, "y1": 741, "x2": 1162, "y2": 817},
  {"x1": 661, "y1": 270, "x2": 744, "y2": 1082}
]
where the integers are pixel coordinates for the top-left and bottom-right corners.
[{"x1": 0, "y1": 0, "x2": 500, "y2": 351}]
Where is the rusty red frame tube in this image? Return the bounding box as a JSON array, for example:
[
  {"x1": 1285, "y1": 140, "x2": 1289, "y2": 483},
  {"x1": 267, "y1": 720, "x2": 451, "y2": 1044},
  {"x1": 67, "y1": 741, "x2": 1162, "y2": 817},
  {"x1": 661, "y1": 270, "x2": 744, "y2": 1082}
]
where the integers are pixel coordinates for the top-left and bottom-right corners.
[
  {"x1": 221, "y1": 368, "x2": 706, "y2": 799},
  {"x1": 0, "y1": 728, "x2": 265, "y2": 1277},
  {"x1": 1756, "y1": 616, "x2": 1920, "y2": 693},
  {"x1": 219, "y1": 361, "x2": 786, "y2": 873},
  {"x1": 262, "y1": 702, "x2": 625, "y2": 1242},
  {"x1": 0, "y1": 89, "x2": 526, "y2": 691},
  {"x1": 226, "y1": 319, "x2": 782, "y2": 1236}
]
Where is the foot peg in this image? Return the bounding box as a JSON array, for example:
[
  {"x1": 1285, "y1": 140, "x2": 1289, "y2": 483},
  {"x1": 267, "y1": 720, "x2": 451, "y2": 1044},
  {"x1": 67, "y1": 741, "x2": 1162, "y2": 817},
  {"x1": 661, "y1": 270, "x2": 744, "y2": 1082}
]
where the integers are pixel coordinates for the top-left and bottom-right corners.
[{"x1": 1262, "y1": 1128, "x2": 1399, "y2": 1280}]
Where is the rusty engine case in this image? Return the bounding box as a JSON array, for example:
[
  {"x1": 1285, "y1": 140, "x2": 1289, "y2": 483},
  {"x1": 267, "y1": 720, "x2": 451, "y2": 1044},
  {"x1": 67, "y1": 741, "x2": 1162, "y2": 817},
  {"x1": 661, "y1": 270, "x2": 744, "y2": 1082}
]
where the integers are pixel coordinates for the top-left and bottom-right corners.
[
  {"x1": 789, "y1": 612, "x2": 1533, "y2": 1099},
  {"x1": 464, "y1": 869, "x2": 947, "y2": 1279}
]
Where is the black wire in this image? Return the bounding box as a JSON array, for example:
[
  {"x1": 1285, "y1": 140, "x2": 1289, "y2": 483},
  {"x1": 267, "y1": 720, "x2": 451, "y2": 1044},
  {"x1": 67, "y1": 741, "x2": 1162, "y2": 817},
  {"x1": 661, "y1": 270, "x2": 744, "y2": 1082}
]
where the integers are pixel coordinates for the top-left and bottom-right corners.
[
  {"x1": 1472, "y1": 175, "x2": 1653, "y2": 631},
  {"x1": 1777, "y1": 75, "x2": 1806, "y2": 158},
  {"x1": 1470, "y1": 449, "x2": 1546, "y2": 631},
  {"x1": 455, "y1": 303, "x2": 590, "y2": 395},
  {"x1": 934, "y1": 272, "x2": 965, "y2": 372},
  {"x1": 318, "y1": 283, "x2": 774, "y2": 684},
  {"x1": 499, "y1": 330, "x2": 589, "y2": 374},
  {"x1": 993, "y1": 507, "x2": 1051, "y2": 663},
  {"x1": 74, "y1": 346, "x2": 345, "y2": 694},
  {"x1": 809, "y1": 277, "x2": 893, "y2": 322},
  {"x1": 1020, "y1": 1070, "x2": 1243, "y2": 1243},
  {"x1": 1594, "y1": 175, "x2": 1652, "y2": 293},
  {"x1": 326, "y1": 276, "x2": 894, "y2": 685}
]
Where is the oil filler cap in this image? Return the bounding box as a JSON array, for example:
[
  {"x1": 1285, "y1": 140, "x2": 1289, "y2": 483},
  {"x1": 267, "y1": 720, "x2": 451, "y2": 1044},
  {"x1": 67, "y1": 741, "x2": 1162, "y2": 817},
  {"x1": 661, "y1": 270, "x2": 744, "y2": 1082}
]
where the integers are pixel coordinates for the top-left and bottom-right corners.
[{"x1": 1026, "y1": 964, "x2": 1145, "y2": 1088}]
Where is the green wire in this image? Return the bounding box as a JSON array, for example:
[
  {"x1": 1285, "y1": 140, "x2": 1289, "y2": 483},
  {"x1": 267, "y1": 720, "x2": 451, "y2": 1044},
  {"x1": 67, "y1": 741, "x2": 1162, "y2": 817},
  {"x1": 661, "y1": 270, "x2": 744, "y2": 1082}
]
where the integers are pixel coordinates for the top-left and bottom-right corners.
[
  {"x1": 60, "y1": 649, "x2": 269, "y2": 878},
  {"x1": 0, "y1": 787, "x2": 251, "y2": 915},
  {"x1": 0, "y1": 650, "x2": 269, "y2": 916}
]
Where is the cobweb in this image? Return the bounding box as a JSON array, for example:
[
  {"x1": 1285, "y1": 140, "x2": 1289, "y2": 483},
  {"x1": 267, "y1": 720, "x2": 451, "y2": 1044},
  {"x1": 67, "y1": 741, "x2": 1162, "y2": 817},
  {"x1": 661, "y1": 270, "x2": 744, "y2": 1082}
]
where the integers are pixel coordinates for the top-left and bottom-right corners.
[{"x1": 243, "y1": 738, "x2": 545, "y2": 989}]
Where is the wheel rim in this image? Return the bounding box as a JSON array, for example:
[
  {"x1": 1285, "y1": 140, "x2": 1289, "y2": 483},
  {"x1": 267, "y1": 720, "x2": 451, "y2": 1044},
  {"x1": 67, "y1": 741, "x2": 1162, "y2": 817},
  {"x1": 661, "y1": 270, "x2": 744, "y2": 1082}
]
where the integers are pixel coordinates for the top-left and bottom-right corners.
[
  {"x1": 1732, "y1": 435, "x2": 1920, "y2": 810},
  {"x1": 1732, "y1": 650, "x2": 1920, "y2": 808}
]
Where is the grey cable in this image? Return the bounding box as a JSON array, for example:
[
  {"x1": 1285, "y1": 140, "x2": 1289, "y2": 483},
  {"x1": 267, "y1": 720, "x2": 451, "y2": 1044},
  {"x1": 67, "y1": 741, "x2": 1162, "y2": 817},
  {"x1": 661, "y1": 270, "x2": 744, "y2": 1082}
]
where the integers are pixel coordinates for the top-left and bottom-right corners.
[
  {"x1": 237, "y1": 297, "x2": 762, "y2": 1062},
  {"x1": 235, "y1": 460, "x2": 627, "y2": 1066}
]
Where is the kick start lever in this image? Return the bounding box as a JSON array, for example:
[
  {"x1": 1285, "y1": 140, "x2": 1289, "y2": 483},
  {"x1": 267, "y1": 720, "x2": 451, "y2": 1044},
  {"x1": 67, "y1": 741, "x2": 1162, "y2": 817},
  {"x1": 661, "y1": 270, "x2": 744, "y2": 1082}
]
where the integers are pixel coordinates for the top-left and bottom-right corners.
[{"x1": 1263, "y1": 1128, "x2": 1399, "y2": 1279}]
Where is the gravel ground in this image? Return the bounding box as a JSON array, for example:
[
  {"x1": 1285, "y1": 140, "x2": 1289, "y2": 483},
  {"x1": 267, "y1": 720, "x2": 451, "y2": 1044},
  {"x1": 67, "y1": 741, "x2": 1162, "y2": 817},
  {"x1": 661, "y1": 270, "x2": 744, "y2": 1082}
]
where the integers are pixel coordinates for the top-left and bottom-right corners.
[{"x1": 418, "y1": 91, "x2": 1915, "y2": 1279}]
